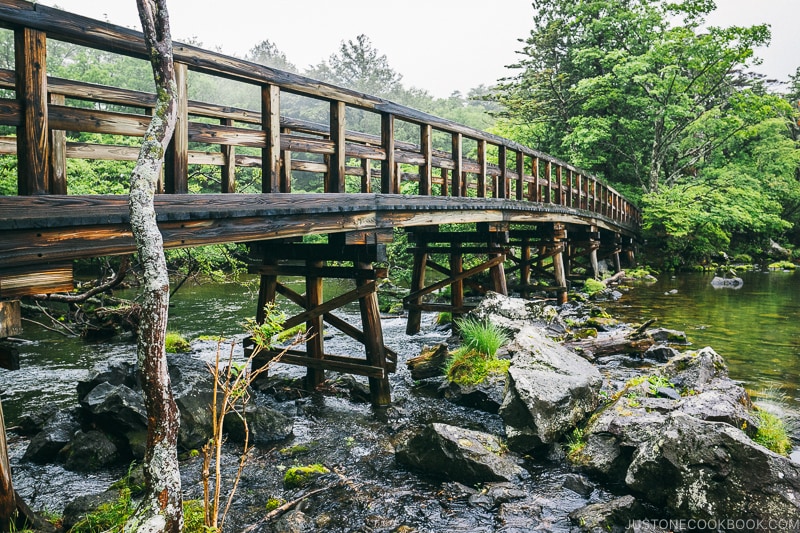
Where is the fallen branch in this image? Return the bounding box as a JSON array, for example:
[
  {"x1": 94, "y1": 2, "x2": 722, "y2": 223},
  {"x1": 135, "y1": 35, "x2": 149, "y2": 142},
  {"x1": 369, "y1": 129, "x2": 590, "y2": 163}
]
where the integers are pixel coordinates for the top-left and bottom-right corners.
[
  {"x1": 602, "y1": 270, "x2": 626, "y2": 286},
  {"x1": 241, "y1": 484, "x2": 338, "y2": 533},
  {"x1": 32, "y1": 257, "x2": 130, "y2": 303},
  {"x1": 21, "y1": 317, "x2": 72, "y2": 338}
]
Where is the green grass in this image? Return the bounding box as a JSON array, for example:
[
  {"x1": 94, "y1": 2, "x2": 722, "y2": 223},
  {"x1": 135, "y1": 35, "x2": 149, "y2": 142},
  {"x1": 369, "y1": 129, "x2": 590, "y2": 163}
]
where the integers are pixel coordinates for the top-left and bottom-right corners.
[
  {"x1": 753, "y1": 409, "x2": 792, "y2": 456},
  {"x1": 455, "y1": 316, "x2": 510, "y2": 357},
  {"x1": 444, "y1": 347, "x2": 510, "y2": 386},
  {"x1": 165, "y1": 331, "x2": 191, "y2": 353}
]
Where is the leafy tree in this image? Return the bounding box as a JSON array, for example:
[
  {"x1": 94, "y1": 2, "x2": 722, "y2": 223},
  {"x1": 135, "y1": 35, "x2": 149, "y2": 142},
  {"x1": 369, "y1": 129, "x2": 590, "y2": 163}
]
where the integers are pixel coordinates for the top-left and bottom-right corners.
[{"x1": 246, "y1": 39, "x2": 298, "y2": 73}]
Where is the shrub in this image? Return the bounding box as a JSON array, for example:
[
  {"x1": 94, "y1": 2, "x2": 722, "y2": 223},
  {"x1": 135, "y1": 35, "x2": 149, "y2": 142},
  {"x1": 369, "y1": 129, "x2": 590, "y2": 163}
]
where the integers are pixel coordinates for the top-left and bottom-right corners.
[{"x1": 768, "y1": 260, "x2": 795, "y2": 271}]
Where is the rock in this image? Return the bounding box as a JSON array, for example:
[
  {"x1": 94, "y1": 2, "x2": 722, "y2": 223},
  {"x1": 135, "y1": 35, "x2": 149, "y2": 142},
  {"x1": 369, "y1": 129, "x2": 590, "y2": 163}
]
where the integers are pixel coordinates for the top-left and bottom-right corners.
[
  {"x1": 62, "y1": 490, "x2": 122, "y2": 531},
  {"x1": 642, "y1": 344, "x2": 678, "y2": 363},
  {"x1": 711, "y1": 276, "x2": 743, "y2": 288},
  {"x1": 660, "y1": 346, "x2": 726, "y2": 390},
  {"x1": 80, "y1": 382, "x2": 147, "y2": 432},
  {"x1": 63, "y1": 429, "x2": 120, "y2": 471},
  {"x1": 645, "y1": 328, "x2": 688, "y2": 345},
  {"x1": 175, "y1": 388, "x2": 215, "y2": 450},
  {"x1": 625, "y1": 412, "x2": 800, "y2": 522},
  {"x1": 569, "y1": 495, "x2": 645, "y2": 532},
  {"x1": 15, "y1": 405, "x2": 58, "y2": 436},
  {"x1": 271, "y1": 510, "x2": 311, "y2": 533},
  {"x1": 22, "y1": 408, "x2": 81, "y2": 463},
  {"x1": 224, "y1": 404, "x2": 294, "y2": 445},
  {"x1": 563, "y1": 473, "x2": 594, "y2": 496},
  {"x1": 677, "y1": 378, "x2": 757, "y2": 433},
  {"x1": 470, "y1": 291, "x2": 565, "y2": 336},
  {"x1": 396, "y1": 422, "x2": 527, "y2": 484},
  {"x1": 499, "y1": 326, "x2": 602, "y2": 452},
  {"x1": 77, "y1": 358, "x2": 138, "y2": 402},
  {"x1": 768, "y1": 239, "x2": 791, "y2": 259},
  {"x1": 440, "y1": 371, "x2": 506, "y2": 414},
  {"x1": 654, "y1": 387, "x2": 681, "y2": 401}
]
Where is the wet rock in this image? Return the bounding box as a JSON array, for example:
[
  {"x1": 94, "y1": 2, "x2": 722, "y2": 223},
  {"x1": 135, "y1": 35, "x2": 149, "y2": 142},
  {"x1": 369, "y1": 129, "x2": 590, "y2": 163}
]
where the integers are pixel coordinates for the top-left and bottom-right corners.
[
  {"x1": 270, "y1": 510, "x2": 311, "y2": 533},
  {"x1": 80, "y1": 382, "x2": 147, "y2": 432},
  {"x1": 677, "y1": 378, "x2": 756, "y2": 433},
  {"x1": 654, "y1": 387, "x2": 681, "y2": 401},
  {"x1": 470, "y1": 291, "x2": 565, "y2": 335},
  {"x1": 642, "y1": 344, "x2": 678, "y2": 363},
  {"x1": 395, "y1": 422, "x2": 527, "y2": 484},
  {"x1": 15, "y1": 405, "x2": 58, "y2": 436},
  {"x1": 224, "y1": 404, "x2": 294, "y2": 445},
  {"x1": 406, "y1": 343, "x2": 448, "y2": 380},
  {"x1": 76, "y1": 358, "x2": 138, "y2": 402},
  {"x1": 563, "y1": 473, "x2": 594, "y2": 496},
  {"x1": 174, "y1": 388, "x2": 214, "y2": 450},
  {"x1": 660, "y1": 346, "x2": 727, "y2": 390},
  {"x1": 626, "y1": 412, "x2": 800, "y2": 523},
  {"x1": 711, "y1": 276, "x2": 743, "y2": 288},
  {"x1": 569, "y1": 495, "x2": 645, "y2": 532},
  {"x1": 63, "y1": 430, "x2": 120, "y2": 472},
  {"x1": 499, "y1": 325, "x2": 602, "y2": 452},
  {"x1": 62, "y1": 490, "x2": 121, "y2": 531},
  {"x1": 645, "y1": 328, "x2": 688, "y2": 345},
  {"x1": 22, "y1": 408, "x2": 81, "y2": 463},
  {"x1": 440, "y1": 372, "x2": 506, "y2": 414}
]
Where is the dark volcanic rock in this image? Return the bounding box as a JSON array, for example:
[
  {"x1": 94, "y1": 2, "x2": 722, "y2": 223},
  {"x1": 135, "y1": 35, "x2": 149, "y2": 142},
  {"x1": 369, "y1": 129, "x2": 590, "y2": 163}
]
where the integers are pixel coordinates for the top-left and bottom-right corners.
[
  {"x1": 440, "y1": 371, "x2": 506, "y2": 414},
  {"x1": 22, "y1": 408, "x2": 80, "y2": 463},
  {"x1": 396, "y1": 422, "x2": 527, "y2": 484},
  {"x1": 569, "y1": 495, "x2": 645, "y2": 532},
  {"x1": 224, "y1": 404, "x2": 294, "y2": 445},
  {"x1": 81, "y1": 382, "x2": 147, "y2": 432},
  {"x1": 63, "y1": 429, "x2": 120, "y2": 472}
]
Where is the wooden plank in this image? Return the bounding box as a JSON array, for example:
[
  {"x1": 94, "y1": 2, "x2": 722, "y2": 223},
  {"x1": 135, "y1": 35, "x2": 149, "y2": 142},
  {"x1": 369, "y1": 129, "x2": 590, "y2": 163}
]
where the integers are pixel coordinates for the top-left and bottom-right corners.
[
  {"x1": 0, "y1": 263, "x2": 73, "y2": 297},
  {"x1": 49, "y1": 104, "x2": 150, "y2": 137},
  {"x1": 419, "y1": 124, "x2": 432, "y2": 196},
  {"x1": 329, "y1": 101, "x2": 346, "y2": 193},
  {"x1": 48, "y1": 93, "x2": 67, "y2": 194},
  {"x1": 403, "y1": 254, "x2": 504, "y2": 304},
  {"x1": 15, "y1": 26, "x2": 48, "y2": 195},
  {"x1": 270, "y1": 351, "x2": 386, "y2": 379},
  {"x1": 165, "y1": 62, "x2": 189, "y2": 194},
  {"x1": 516, "y1": 150, "x2": 525, "y2": 201},
  {"x1": 404, "y1": 303, "x2": 477, "y2": 313},
  {"x1": 357, "y1": 262, "x2": 391, "y2": 406},
  {"x1": 262, "y1": 84, "x2": 280, "y2": 193},
  {"x1": 305, "y1": 260, "x2": 325, "y2": 388},
  {"x1": 452, "y1": 133, "x2": 462, "y2": 197},
  {"x1": 249, "y1": 264, "x2": 387, "y2": 279},
  {"x1": 381, "y1": 113, "x2": 395, "y2": 193},
  {"x1": 280, "y1": 127, "x2": 292, "y2": 193},
  {"x1": 477, "y1": 139, "x2": 487, "y2": 198},
  {"x1": 0, "y1": 301, "x2": 22, "y2": 339}
]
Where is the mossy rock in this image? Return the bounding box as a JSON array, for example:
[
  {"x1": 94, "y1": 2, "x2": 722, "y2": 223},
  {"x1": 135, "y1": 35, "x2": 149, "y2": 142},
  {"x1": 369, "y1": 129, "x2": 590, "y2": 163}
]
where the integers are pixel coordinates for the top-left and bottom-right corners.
[
  {"x1": 571, "y1": 328, "x2": 598, "y2": 340},
  {"x1": 283, "y1": 464, "x2": 330, "y2": 489},
  {"x1": 165, "y1": 332, "x2": 191, "y2": 353}
]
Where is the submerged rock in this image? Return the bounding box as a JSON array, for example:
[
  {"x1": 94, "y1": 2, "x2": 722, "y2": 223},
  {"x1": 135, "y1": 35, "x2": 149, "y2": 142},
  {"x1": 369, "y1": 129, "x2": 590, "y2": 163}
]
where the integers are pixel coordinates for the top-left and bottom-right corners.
[
  {"x1": 395, "y1": 422, "x2": 527, "y2": 484},
  {"x1": 499, "y1": 325, "x2": 602, "y2": 452},
  {"x1": 711, "y1": 276, "x2": 743, "y2": 288},
  {"x1": 224, "y1": 404, "x2": 294, "y2": 445}
]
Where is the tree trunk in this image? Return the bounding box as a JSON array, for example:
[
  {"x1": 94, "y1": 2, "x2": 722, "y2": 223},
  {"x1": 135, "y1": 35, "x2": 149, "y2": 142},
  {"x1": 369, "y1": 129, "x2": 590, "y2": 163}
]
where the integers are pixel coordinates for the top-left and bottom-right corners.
[{"x1": 126, "y1": 1, "x2": 182, "y2": 532}]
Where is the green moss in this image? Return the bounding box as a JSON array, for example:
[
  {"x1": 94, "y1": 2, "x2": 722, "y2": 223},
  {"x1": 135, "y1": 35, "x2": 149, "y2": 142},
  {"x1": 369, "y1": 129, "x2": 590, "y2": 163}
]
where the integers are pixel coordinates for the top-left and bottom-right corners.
[
  {"x1": 572, "y1": 328, "x2": 598, "y2": 340},
  {"x1": 768, "y1": 260, "x2": 796, "y2": 271},
  {"x1": 444, "y1": 347, "x2": 510, "y2": 386},
  {"x1": 165, "y1": 331, "x2": 191, "y2": 353},
  {"x1": 265, "y1": 497, "x2": 286, "y2": 512},
  {"x1": 565, "y1": 428, "x2": 589, "y2": 465},
  {"x1": 582, "y1": 278, "x2": 606, "y2": 296},
  {"x1": 435, "y1": 311, "x2": 452, "y2": 325},
  {"x1": 283, "y1": 464, "x2": 330, "y2": 489},
  {"x1": 279, "y1": 444, "x2": 311, "y2": 457},
  {"x1": 196, "y1": 334, "x2": 226, "y2": 342},
  {"x1": 625, "y1": 267, "x2": 657, "y2": 280},
  {"x1": 753, "y1": 409, "x2": 792, "y2": 456}
]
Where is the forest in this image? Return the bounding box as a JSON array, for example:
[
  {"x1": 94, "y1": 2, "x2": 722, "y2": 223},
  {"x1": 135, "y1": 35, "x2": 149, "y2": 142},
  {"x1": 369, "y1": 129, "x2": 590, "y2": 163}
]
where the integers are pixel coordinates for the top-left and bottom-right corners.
[{"x1": 2, "y1": 0, "x2": 799, "y2": 270}]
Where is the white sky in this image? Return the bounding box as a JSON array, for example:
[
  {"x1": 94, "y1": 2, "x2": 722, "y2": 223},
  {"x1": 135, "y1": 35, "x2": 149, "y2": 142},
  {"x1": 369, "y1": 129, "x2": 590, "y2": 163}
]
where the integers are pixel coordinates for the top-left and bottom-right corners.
[{"x1": 40, "y1": 0, "x2": 797, "y2": 97}]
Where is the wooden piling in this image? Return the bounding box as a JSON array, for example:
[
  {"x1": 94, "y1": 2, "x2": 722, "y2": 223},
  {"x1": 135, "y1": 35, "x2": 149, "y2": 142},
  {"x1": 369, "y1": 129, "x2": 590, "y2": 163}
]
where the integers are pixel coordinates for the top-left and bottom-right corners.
[
  {"x1": 357, "y1": 262, "x2": 391, "y2": 407},
  {"x1": 552, "y1": 223, "x2": 568, "y2": 304},
  {"x1": 305, "y1": 260, "x2": 326, "y2": 390}
]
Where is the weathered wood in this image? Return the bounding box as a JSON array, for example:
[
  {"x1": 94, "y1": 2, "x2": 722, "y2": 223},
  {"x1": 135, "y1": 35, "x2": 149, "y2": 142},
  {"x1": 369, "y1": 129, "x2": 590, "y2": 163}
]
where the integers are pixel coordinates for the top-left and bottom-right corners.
[
  {"x1": 329, "y1": 101, "x2": 346, "y2": 194},
  {"x1": 403, "y1": 254, "x2": 504, "y2": 305},
  {"x1": 283, "y1": 281, "x2": 375, "y2": 332},
  {"x1": 405, "y1": 247, "x2": 427, "y2": 335},
  {"x1": 0, "y1": 396, "x2": 14, "y2": 529},
  {"x1": 280, "y1": 127, "x2": 292, "y2": 192},
  {"x1": 0, "y1": 301, "x2": 22, "y2": 339},
  {"x1": 164, "y1": 61, "x2": 188, "y2": 194},
  {"x1": 262, "y1": 84, "x2": 281, "y2": 193},
  {"x1": 381, "y1": 113, "x2": 395, "y2": 193},
  {"x1": 406, "y1": 343, "x2": 448, "y2": 380},
  {"x1": 0, "y1": 345, "x2": 19, "y2": 372},
  {"x1": 497, "y1": 145, "x2": 508, "y2": 199},
  {"x1": 566, "y1": 331, "x2": 654, "y2": 358},
  {"x1": 221, "y1": 117, "x2": 236, "y2": 193},
  {"x1": 552, "y1": 223, "x2": 568, "y2": 304},
  {"x1": 0, "y1": 264, "x2": 73, "y2": 297},
  {"x1": 15, "y1": 26, "x2": 48, "y2": 195},
  {"x1": 268, "y1": 350, "x2": 386, "y2": 379},
  {"x1": 250, "y1": 264, "x2": 387, "y2": 280},
  {"x1": 305, "y1": 260, "x2": 325, "y2": 389},
  {"x1": 419, "y1": 124, "x2": 432, "y2": 196},
  {"x1": 477, "y1": 139, "x2": 487, "y2": 197},
  {"x1": 357, "y1": 262, "x2": 391, "y2": 406},
  {"x1": 48, "y1": 93, "x2": 67, "y2": 194},
  {"x1": 452, "y1": 133, "x2": 462, "y2": 197}
]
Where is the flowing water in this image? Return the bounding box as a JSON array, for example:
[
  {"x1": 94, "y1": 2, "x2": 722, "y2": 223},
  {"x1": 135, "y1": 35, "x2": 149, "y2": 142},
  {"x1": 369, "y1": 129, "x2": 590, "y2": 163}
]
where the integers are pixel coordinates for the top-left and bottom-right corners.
[
  {"x1": 1, "y1": 271, "x2": 800, "y2": 529},
  {"x1": 606, "y1": 269, "x2": 800, "y2": 406}
]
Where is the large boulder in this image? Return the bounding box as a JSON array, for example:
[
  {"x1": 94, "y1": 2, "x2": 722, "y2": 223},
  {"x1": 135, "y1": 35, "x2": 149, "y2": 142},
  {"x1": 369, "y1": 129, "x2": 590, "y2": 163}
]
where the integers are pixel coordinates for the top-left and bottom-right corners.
[
  {"x1": 22, "y1": 407, "x2": 81, "y2": 463},
  {"x1": 440, "y1": 371, "x2": 506, "y2": 414},
  {"x1": 80, "y1": 382, "x2": 147, "y2": 432},
  {"x1": 395, "y1": 423, "x2": 527, "y2": 484},
  {"x1": 224, "y1": 404, "x2": 294, "y2": 445},
  {"x1": 62, "y1": 429, "x2": 120, "y2": 472},
  {"x1": 499, "y1": 326, "x2": 602, "y2": 452},
  {"x1": 569, "y1": 495, "x2": 645, "y2": 533},
  {"x1": 626, "y1": 412, "x2": 800, "y2": 522},
  {"x1": 470, "y1": 291, "x2": 565, "y2": 335}
]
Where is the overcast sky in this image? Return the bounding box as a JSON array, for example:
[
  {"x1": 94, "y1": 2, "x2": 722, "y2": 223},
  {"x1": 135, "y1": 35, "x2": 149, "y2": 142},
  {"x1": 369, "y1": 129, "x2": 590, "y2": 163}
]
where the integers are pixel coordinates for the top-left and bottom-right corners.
[{"x1": 40, "y1": 0, "x2": 797, "y2": 97}]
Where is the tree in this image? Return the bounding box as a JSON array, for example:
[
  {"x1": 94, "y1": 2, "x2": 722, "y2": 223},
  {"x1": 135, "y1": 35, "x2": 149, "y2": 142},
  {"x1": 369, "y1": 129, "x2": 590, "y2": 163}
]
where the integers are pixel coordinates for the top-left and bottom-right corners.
[
  {"x1": 126, "y1": 0, "x2": 182, "y2": 531},
  {"x1": 246, "y1": 39, "x2": 297, "y2": 73}
]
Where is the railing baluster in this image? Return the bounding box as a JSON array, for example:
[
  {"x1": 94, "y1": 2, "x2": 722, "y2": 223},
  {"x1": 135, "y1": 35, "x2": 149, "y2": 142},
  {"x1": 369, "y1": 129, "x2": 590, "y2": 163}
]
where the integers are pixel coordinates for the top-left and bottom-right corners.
[
  {"x1": 164, "y1": 62, "x2": 188, "y2": 194},
  {"x1": 221, "y1": 118, "x2": 236, "y2": 193},
  {"x1": 440, "y1": 169, "x2": 449, "y2": 197},
  {"x1": 381, "y1": 113, "x2": 395, "y2": 194},
  {"x1": 15, "y1": 27, "x2": 49, "y2": 196},
  {"x1": 477, "y1": 139, "x2": 487, "y2": 198},
  {"x1": 498, "y1": 145, "x2": 507, "y2": 199},
  {"x1": 516, "y1": 150, "x2": 524, "y2": 201},
  {"x1": 261, "y1": 84, "x2": 280, "y2": 193},
  {"x1": 49, "y1": 93, "x2": 67, "y2": 194},
  {"x1": 545, "y1": 161, "x2": 553, "y2": 204},
  {"x1": 280, "y1": 127, "x2": 292, "y2": 193},
  {"x1": 419, "y1": 124, "x2": 432, "y2": 196},
  {"x1": 361, "y1": 158, "x2": 371, "y2": 193},
  {"x1": 531, "y1": 157, "x2": 539, "y2": 202},
  {"x1": 452, "y1": 132, "x2": 462, "y2": 197},
  {"x1": 329, "y1": 101, "x2": 346, "y2": 193},
  {"x1": 556, "y1": 166, "x2": 563, "y2": 206}
]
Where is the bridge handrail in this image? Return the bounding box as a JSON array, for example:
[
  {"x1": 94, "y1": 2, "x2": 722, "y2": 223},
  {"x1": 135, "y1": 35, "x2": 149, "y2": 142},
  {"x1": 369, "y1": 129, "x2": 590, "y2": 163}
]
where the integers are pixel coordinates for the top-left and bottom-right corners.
[{"x1": 0, "y1": 0, "x2": 640, "y2": 229}]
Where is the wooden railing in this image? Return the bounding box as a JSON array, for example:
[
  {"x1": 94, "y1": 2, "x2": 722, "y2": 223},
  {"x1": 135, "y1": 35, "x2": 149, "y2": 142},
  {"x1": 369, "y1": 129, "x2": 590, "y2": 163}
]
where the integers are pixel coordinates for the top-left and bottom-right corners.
[{"x1": 0, "y1": 0, "x2": 640, "y2": 232}]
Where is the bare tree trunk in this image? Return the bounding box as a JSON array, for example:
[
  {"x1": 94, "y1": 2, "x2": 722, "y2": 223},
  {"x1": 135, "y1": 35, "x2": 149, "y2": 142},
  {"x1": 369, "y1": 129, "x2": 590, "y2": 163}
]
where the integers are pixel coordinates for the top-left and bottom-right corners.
[{"x1": 126, "y1": 1, "x2": 181, "y2": 531}]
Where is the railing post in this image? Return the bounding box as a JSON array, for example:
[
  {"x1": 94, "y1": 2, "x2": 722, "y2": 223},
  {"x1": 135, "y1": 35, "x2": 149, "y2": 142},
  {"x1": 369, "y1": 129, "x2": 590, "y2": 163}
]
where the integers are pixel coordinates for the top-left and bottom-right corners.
[
  {"x1": 566, "y1": 169, "x2": 573, "y2": 208},
  {"x1": 165, "y1": 62, "x2": 188, "y2": 194},
  {"x1": 419, "y1": 124, "x2": 432, "y2": 196},
  {"x1": 452, "y1": 132, "x2": 462, "y2": 197},
  {"x1": 49, "y1": 93, "x2": 67, "y2": 194},
  {"x1": 281, "y1": 127, "x2": 292, "y2": 193},
  {"x1": 516, "y1": 151, "x2": 524, "y2": 201},
  {"x1": 556, "y1": 165, "x2": 563, "y2": 205},
  {"x1": 262, "y1": 84, "x2": 281, "y2": 193},
  {"x1": 531, "y1": 157, "x2": 539, "y2": 202},
  {"x1": 498, "y1": 145, "x2": 508, "y2": 199},
  {"x1": 576, "y1": 173, "x2": 583, "y2": 209},
  {"x1": 15, "y1": 27, "x2": 49, "y2": 196},
  {"x1": 361, "y1": 158, "x2": 371, "y2": 193},
  {"x1": 381, "y1": 113, "x2": 395, "y2": 193},
  {"x1": 329, "y1": 101, "x2": 346, "y2": 193},
  {"x1": 477, "y1": 139, "x2": 487, "y2": 197},
  {"x1": 440, "y1": 169, "x2": 449, "y2": 197},
  {"x1": 221, "y1": 117, "x2": 236, "y2": 193},
  {"x1": 545, "y1": 161, "x2": 553, "y2": 203}
]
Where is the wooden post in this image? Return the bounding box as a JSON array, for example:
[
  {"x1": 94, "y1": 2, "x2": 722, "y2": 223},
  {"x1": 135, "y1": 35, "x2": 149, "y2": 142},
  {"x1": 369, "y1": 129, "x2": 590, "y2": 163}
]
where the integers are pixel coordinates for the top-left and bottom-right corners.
[
  {"x1": 164, "y1": 62, "x2": 188, "y2": 194},
  {"x1": 440, "y1": 169, "x2": 449, "y2": 197},
  {"x1": 15, "y1": 27, "x2": 48, "y2": 196},
  {"x1": 489, "y1": 233, "x2": 507, "y2": 296},
  {"x1": 590, "y1": 246, "x2": 600, "y2": 280},
  {"x1": 521, "y1": 236, "x2": 531, "y2": 297},
  {"x1": 406, "y1": 241, "x2": 428, "y2": 335},
  {"x1": 532, "y1": 157, "x2": 540, "y2": 202},
  {"x1": 305, "y1": 260, "x2": 325, "y2": 390},
  {"x1": 361, "y1": 158, "x2": 371, "y2": 193},
  {"x1": 556, "y1": 165, "x2": 563, "y2": 205},
  {"x1": 451, "y1": 242, "x2": 464, "y2": 321},
  {"x1": 516, "y1": 150, "x2": 525, "y2": 201},
  {"x1": 49, "y1": 93, "x2": 67, "y2": 194},
  {"x1": 221, "y1": 117, "x2": 236, "y2": 193},
  {"x1": 477, "y1": 139, "x2": 487, "y2": 197},
  {"x1": 357, "y1": 262, "x2": 391, "y2": 407},
  {"x1": 452, "y1": 133, "x2": 462, "y2": 197},
  {"x1": 329, "y1": 101, "x2": 346, "y2": 193},
  {"x1": 419, "y1": 124, "x2": 432, "y2": 196},
  {"x1": 280, "y1": 127, "x2": 292, "y2": 193},
  {"x1": 545, "y1": 161, "x2": 552, "y2": 203},
  {"x1": 262, "y1": 84, "x2": 281, "y2": 193},
  {"x1": 381, "y1": 113, "x2": 395, "y2": 194},
  {"x1": 498, "y1": 145, "x2": 507, "y2": 199},
  {"x1": 552, "y1": 223, "x2": 568, "y2": 304}
]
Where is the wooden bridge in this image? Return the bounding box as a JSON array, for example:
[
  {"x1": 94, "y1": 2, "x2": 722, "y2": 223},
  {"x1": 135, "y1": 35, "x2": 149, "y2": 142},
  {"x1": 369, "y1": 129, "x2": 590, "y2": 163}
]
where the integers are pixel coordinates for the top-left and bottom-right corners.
[{"x1": 0, "y1": 1, "x2": 640, "y2": 406}]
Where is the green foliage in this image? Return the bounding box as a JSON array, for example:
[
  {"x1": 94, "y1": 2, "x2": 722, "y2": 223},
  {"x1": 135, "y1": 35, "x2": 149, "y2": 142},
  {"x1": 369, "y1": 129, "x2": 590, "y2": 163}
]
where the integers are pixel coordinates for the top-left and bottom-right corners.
[
  {"x1": 768, "y1": 261, "x2": 796, "y2": 270},
  {"x1": 283, "y1": 464, "x2": 330, "y2": 489},
  {"x1": 753, "y1": 409, "x2": 791, "y2": 456},
  {"x1": 582, "y1": 278, "x2": 606, "y2": 296},
  {"x1": 165, "y1": 331, "x2": 191, "y2": 353},
  {"x1": 565, "y1": 427, "x2": 587, "y2": 463},
  {"x1": 435, "y1": 312, "x2": 452, "y2": 325},
  {"x1": 455, "y1": 317, "x2": 510, "y2": 357},
  {"x1": 444, "y1": 347, "x2": 510, "y2": 386},
  {"x1": 243, "y1": 302, "x2": 286, "y2": 349},
  {"x1": 265, "y1": 497, "x2": 286, "y2": 513}
]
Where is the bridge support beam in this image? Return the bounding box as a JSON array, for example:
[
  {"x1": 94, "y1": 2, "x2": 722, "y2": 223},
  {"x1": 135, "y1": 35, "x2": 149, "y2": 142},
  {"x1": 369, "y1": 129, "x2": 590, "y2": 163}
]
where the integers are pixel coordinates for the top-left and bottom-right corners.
[
  {"x1": 552, "y1": 223, "x2": 569, "y2": 305},
  {"x1": 248, "y1": 236, "x2": 394, "y2": 407}
]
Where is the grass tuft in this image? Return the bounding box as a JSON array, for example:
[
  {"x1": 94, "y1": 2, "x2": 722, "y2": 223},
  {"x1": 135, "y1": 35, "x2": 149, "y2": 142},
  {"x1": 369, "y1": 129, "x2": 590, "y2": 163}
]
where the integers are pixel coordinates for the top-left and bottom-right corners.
[
  {"x1": 456, "y1": 316, "x2": 510, "y2": 357},
  {"x1": 753, "y1": 409, "x2": 792, "y2": 456}
]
